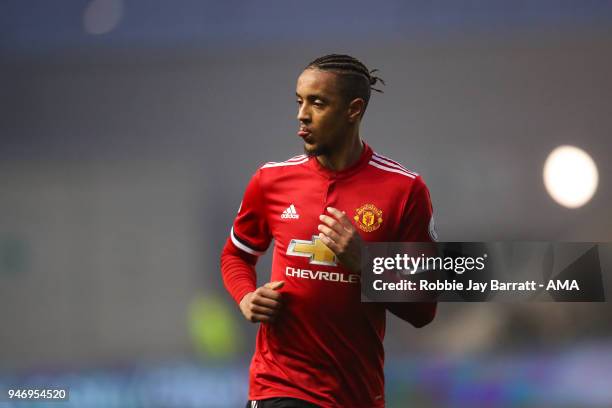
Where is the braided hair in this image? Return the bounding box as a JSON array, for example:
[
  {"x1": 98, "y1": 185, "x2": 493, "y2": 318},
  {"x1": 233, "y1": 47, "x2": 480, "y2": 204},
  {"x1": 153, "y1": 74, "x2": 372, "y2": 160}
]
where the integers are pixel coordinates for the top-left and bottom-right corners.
[{"x1": 305, "y1": 54, "x2": 385, "y2": 115}]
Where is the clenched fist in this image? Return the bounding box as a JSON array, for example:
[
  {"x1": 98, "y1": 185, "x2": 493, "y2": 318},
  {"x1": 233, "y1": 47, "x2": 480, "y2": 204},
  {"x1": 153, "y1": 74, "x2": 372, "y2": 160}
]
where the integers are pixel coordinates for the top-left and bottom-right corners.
[{"x1": 239, "y1": 281, "x2": 284, "y2": 323}]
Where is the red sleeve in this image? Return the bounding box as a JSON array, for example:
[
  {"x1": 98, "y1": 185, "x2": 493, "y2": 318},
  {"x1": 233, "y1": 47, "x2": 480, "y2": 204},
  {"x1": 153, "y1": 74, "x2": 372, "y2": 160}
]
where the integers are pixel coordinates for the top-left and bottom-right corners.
[
  {"x1": 230, "y1": 169, "x2": 272, "y2": 254},
  {"x1": 221, "y1": 237, "x2": 258, "y2": 305},
  {"x1": 385, "y1": 302, "x2": 437, "y2": 328},
  {"x1": 387, "y1": 175, "x2": 437, "y2": 327},
  {"x1": 398, "y1": 175, "x2": 437, "y2": 242},
  {"x1": 220, "y1": 169, "x2": 272, "y2": 305}
]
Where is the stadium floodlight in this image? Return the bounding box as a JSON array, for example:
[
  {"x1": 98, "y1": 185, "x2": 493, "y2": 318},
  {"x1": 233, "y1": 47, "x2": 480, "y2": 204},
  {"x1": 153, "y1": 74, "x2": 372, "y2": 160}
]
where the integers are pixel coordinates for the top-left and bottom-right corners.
[{"x1": 543, "y1": 145, "x2": 598, "y2": 208}]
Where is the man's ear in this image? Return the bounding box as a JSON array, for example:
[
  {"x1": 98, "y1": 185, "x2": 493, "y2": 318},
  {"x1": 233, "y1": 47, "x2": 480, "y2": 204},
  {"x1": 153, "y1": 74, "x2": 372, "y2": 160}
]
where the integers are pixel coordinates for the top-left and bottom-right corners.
[{"x1": 347, "y1": 98, "x2": 366, "y2": 123}]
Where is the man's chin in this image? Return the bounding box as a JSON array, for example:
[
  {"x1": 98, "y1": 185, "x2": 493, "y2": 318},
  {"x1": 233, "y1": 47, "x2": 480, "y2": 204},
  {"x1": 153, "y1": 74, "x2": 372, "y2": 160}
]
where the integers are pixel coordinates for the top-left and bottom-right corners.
[{"x1": 303, "y1": 142, "x2": 329, "y2": 157}]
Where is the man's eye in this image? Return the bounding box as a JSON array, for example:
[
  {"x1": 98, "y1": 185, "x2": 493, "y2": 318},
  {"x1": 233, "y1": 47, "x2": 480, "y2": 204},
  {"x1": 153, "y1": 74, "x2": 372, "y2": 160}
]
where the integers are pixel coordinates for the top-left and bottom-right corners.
[{"x1": 314, "y1": 100, "x2": 324, "y2": 106}]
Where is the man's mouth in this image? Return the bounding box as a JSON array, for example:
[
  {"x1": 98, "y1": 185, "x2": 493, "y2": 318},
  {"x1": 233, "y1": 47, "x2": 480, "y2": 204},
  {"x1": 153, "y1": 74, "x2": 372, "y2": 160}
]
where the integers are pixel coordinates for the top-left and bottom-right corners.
[{"x1": 298, "y1": 126, "x2": 312, "y2": 139}]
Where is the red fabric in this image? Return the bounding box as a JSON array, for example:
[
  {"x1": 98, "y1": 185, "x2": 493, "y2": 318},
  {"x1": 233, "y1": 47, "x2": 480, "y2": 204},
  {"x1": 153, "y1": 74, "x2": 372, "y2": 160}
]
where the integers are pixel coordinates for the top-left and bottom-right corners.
[
  {"x1": 220, "y1": 142, "x2": 437, "y2": 408},
  {"x1": 220, "y1": 237, "x2": 258, "y2": 305},
  {"x1": 385, "y1": 301, "x2": 437, "y2": 328}
]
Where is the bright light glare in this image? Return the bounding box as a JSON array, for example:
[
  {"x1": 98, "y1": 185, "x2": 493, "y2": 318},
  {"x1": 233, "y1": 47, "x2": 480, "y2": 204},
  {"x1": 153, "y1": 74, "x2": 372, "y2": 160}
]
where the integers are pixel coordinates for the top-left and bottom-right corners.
[{"x1": 543, "y1": 145, "x2": 598, "y2": 208}]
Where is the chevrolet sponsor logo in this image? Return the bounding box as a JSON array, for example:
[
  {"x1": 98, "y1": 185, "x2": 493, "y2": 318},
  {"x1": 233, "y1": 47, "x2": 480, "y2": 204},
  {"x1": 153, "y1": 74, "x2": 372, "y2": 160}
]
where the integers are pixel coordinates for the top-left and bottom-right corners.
[{"x1": 286, "y1": 236, "x2": 337, "y2": 266}]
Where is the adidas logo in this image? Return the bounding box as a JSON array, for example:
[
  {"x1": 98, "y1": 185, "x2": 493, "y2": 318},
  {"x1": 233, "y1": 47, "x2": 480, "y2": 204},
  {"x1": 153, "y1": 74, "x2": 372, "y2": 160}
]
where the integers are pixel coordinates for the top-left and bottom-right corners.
[{"x1": 281, "y1": 204, "x2": 300, "y2": 219}]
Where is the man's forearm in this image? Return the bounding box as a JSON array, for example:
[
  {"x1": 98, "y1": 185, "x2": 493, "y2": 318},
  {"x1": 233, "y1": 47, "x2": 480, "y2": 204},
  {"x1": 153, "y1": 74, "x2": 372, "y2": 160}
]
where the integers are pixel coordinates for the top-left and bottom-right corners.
[
  {"x1": 385, "y1": 302, "x2": 437, "y2": 328},
  {"x1": 220, "y1": 238, "x2": 258, "y2": 305}
]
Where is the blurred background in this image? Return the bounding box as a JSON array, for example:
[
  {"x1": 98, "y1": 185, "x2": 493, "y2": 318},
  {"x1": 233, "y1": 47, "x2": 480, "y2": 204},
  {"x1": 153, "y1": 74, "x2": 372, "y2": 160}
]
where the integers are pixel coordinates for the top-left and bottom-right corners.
[{"x1": 1, "y1": 1, "x2": 611, "y2": 407}]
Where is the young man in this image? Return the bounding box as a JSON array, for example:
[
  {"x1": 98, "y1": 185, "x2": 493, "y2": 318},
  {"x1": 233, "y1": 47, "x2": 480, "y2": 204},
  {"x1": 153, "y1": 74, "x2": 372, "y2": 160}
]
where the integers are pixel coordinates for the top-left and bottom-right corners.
[{"x1": 221, "y1": 54, "x2": 437, "y2": 408}]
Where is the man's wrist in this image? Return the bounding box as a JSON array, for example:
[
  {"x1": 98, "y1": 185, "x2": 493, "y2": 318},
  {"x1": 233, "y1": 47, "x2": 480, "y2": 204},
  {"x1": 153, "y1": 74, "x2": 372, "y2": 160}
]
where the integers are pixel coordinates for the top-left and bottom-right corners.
[
  {"x1": 234, "y1": 285, "x2": 256, "y2": 306},
  {"x1": 239, "y1": 291, "x2": 253, "y2": 308}
]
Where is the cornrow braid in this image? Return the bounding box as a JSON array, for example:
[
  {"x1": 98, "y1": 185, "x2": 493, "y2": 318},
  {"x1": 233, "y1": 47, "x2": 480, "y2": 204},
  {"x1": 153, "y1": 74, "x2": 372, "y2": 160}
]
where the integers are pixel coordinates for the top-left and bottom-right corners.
[{"x1": 305, "y1": 54, "x2": 385, "y2": 115}]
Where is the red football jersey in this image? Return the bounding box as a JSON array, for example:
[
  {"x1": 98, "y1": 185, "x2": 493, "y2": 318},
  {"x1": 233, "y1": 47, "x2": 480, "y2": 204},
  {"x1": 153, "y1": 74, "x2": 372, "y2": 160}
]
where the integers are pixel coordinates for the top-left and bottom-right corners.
[{"x1": 222, "y1": 142, "x2": 436, "y2": 408}]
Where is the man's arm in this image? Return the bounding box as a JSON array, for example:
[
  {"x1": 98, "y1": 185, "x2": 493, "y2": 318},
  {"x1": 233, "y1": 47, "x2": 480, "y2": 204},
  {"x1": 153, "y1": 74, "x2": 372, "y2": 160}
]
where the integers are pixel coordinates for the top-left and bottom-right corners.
[
  {"x1": 220, "y1": 169, "x2": 283, "y2": 323},
  {"x1": 386, "y1": 176, "x2": 438, "y2": 327},
  {"x1": 220, "y1": 237, "x2": 258, "y2": 305},
  {"x1": 384, "y1": 302, "x2": 437, "y2": 328},
  {"x1": 220, "y1": 239, "x2": 283, "y2": 323},
  {"x1": 316, "y1": 178, "x2": 438, "y2": 328}
]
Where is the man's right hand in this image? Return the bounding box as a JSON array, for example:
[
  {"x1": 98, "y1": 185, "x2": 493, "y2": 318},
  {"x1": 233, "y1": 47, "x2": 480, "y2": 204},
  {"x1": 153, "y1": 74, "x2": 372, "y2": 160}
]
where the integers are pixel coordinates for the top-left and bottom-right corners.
[{"x1": 239, "y1": 281, "x2": 284, "y2": 323}]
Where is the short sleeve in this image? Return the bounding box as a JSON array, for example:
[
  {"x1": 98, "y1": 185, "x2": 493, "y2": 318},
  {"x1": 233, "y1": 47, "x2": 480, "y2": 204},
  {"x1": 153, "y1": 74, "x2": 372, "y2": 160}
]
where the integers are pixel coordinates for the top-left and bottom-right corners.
[
  {"x1": 398, "y1": 176, "x2": 438, "y2": 242},
  {"x1": 229, "y1": 169, "x2": 273, "y2": 256}
]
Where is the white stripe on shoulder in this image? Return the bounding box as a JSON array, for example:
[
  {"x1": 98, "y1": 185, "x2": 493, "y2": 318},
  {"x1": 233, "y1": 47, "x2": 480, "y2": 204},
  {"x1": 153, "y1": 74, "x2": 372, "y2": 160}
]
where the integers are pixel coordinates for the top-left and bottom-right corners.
[
  {"x1": 372, "y1": 153, "x2": 419, "y2": 176},
  {"x1": 261, "y1": 153, "x2": 307, "y2": 167},
  {"x1": 261, "y1": 157, "x2": 308, "y2": 168},
  {"x1": 286, "y1": 154, "x2": 307, "y2": 162},
  {"x1": 368, "y1": 160, "x2": 416, "y2": 178},
  {"x1": 230, "y1": 227, "x2": 265, "y2": 256}
]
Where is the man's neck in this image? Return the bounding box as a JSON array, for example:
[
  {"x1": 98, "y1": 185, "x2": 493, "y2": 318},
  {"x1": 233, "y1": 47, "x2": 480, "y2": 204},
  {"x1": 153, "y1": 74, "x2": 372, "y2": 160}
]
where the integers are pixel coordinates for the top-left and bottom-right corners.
[{"x1": 316, "y1": 135, "x2": 364, "y2": 172}]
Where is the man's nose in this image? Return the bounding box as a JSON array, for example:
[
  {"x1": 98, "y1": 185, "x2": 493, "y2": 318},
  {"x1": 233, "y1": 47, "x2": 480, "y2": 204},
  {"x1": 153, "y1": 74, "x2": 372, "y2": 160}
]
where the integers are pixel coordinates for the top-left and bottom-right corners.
[{"x1": 297, "y1": 104, "x2": 310, "y2": 122}]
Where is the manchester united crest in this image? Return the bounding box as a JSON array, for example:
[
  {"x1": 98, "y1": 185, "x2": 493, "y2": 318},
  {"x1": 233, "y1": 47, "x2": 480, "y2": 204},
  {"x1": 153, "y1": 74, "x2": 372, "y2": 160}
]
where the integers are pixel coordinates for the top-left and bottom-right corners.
[{"x1": 354, "y1": 204, "x2": 383, "y2": 232}]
